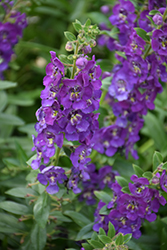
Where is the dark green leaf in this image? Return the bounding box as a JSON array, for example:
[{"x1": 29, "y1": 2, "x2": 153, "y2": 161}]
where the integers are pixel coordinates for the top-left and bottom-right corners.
[
  {"x1": 133, "y1": 164, "x2": 144, "y2": 177},
  {"x1": 142, "y1": 171, "x2": 153, "y2": 180},
  {"x1": 153, "y1": 151, "x2": 163, "y2": 171},
  {"x1": 82, "y1": 243, "x2": 93, "y2": 250},
  {"x1": 50, "y1": 210, "x2": 72, "y2": 222},
  {"x1": 162, "y1": 162, "x2": 167, "y2": 170},
  {"x1": 94, "y1": 190, "x2": 111, "y2": 204},
  {"x1": 64, "y1": 210, "x2": 91, "y2": 227},
  {"x1": 115, "y1": 51, "x2": 127, "y2": 59},
  {"x1": 134, "y1": 27, "x2": 150, "y2": 41},
  {"x1": 123, "y1": 234, "x2": 132, "y2": 244},
  {"x1": 115, "y1": 233, "x2": 124, "y2": 245},
  {"x1": 5, "y1": 187, "x2": 38, "y2": 198},
  {"x1": 76, "y1": 223, "x2": 94, "y2": 240},
  {"x1": 149, "y1": 10, "x2": 161, "y2": 15},
  {"x1": 64, "y1": 31, "x2": 76, "y2": 41},
  {"x1": 0, "y1": 81, "x2": 17, "y2": 90},
  {"x1": 33, "y1": 192, "x2": 50, "y2": 228},
  {"x1": 115, "y1": 176, "x2": 129, "y2": 187},
  {"x1": 99, "y1": 204, "x2": 110, "y2": 215},
  {"x1": 98, "y1": 235, "x2": 112, "y2": 244},
  {"x1": 87, "y1": 240, "x2": 104, "y2": 249},
  {"x1": 108, "y1": 222, "x2": 115, "y2": 239},
  {"x1": 0, "y1": 201, "x2": 29, "y2": 215},
  {"x1": 0, "y1": 91, "x2": 7, "y2": 112},
  {"x1": 121, "y1": 186, "x2": 131, "y2": 194},
  {"x1": 99, "y1": 228, "x2": 106, "y2": 235},
  {"x1": 30, "y1": 223, "x2": 47, "y2": 250},
  {"x1": 0, "y1": 113, "x2": 24, "y2": 126}
]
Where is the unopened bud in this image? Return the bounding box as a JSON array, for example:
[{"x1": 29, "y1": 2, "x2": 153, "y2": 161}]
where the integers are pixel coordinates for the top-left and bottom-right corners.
[
  {"x1": 153, "y1": 14, "x2": 163, "y2": 25},
  {"x1": 65, "y1": 41, "x2": 73, "y2": 51},
  {"x1": 90, "y1": 39, "x2": 96, "y2": 47},
  {"x1": 82, "y1": 44, "x2": 92, "y2": 54},
  {"x1": 100, "y1": 5, "x2": 110, "y2": 14},
  {"x1": 76, "y1": 57, "x2": 88, "y2": 69}
]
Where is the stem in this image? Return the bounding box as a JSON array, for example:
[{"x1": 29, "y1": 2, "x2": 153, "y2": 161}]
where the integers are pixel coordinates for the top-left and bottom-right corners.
[
  {"x1": 163, "y1": 7, "x2": 167, "y2": 21},
  {"x1": 143, "y1": 44, "x2": 151, "y2": 59},
  {"x1": 53, "y1": 146, "x2": 61, "y2": 166},
  {"x1": 100, "y1": 89, "x2": 107, "y2": 106},
  {"x1": 90, "y1": 150, "x2": 98, "y2": 162},
  {"x1": 71, "y1": 41, "x2": 79, "y2": 79}
]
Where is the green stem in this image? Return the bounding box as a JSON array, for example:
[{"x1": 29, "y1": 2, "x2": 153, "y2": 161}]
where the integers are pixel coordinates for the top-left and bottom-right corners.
[
  {"x1": 90, "y1": 150, "x2": 98, "y2": 162},
  {"x1": 100, "y1": 89, "x2": 107, "y2": 106},
  {"x1": 163, "y1": 7, "x2": 167, "y2": 21},
  {"x1": 143, "y1": 44, "x2": 151, "y2": 60},
  {"x1": 53, "y1": 147, "x2": 61, "y2": 166},
  {"x1": 71, "y1": 41, "x2": 79, "y2": 79}
]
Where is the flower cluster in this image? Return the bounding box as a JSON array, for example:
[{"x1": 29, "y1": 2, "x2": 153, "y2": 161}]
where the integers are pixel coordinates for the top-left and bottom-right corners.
[
  {"x1": 0, "y1": 0, "x2": 27, "y2": 78},
  {"x1": 94, "y1": 170, "x2": 167, "y2": 239},
  {"x1": 96, "y1": 0, "x2": 166, "y2": 159},
  {"x1": 79, "y1": 164, "x2": 119, "y2": 205},
  {"x1": 32, "y1": 49, "x2": 102, "y2": 194}
]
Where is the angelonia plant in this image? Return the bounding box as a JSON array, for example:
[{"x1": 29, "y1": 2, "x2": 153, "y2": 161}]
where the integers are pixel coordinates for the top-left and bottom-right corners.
[
  {"x1": 30, "y1": 0, "x2": 167, "y2": 248},
  {"x1": 0, "y1": 0, "x2": 27, "y2": 78}
]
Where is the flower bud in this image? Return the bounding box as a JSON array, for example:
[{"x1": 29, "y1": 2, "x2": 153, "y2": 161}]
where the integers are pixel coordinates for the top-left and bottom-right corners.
[
  {"x1": 82, "y1": 44, "x2": 92, "y2": 54},
  {"x1": 76, "y1": 57, "x2": 88, "y2": 69},
  {"x1": 100, "y1": 5, "x2": 110, "y2": 14},
  {"x1": 90, "y1": 39, "x2": 96, "y2": 47},
  {"x1": 65, "y1": 41, "x2": 73, "y2": 51},
  {"x1": 153, "y1": 14, "x2": 163, "y2": 25}
]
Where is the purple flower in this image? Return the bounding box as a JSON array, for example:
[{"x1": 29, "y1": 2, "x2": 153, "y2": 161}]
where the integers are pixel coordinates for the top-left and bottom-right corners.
[
  {"x1": 153, "y1": 14, "x2": 163, "y2": 25},
  {"x1": 37, "y1": 165, "x2": 67, "y2": 194},
  {"x1": 129, "y1": 175, "x2": 149, "y2": 198},
  {"x1": 109, "y1": 0, "x2": 136, "y2": 32},
  {"x1": 160, "y1": 170, "x2": 167, "y2": 192},
  {"x1": 151, "y1": 28, "x2": 167, "y2": 56}
]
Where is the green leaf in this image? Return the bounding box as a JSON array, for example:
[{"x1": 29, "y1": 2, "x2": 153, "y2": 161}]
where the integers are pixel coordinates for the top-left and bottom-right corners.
[
  {"x1": 115, "y1": 51, "x2": 127, "y2": 59},
  {"x1": 94, "y1": 190, "x2": 111, "y2": 204},
  {"x1": 50, "y1": 210, "x2": 72, "y2": 222},
  {"x1": 99, "y1": 228, "x2": 106, "y2": 235},
  {"x1": 0, "y1": 201, "x2": 29, "y2": 215},
  {"x1": 153, "y1": 151, "x2": 163, "y2": 171},
  {"x1": 101, "y1": 76, "x2": 112, "y2": 91},
  {"x1": 26, "y1": 154, "x2": 37, "y2": 167},
  {"x1": 5, "y1": 187, "x2": 38, "y2": 198},
  {"x1": 30, "y1": 223, "x2": 47, "y2": 250},
  {"x1": 162, "y1": 162, "x2": 167, "y2": 170},
  {"x1": 134, "y1": 27, "x2": 150, "y2": 41},
  {"x1": 87, "y1": 240, "x2": 104, "y2": 249},
  {"x1": 146, "y1": 15, "x2": 157, "y2": 28},
  {"x1": 59, "y1": 54, "x2": 73, "y2": 64},
  {"x1": 0, "y1": 212, "x2": 26, "y2": 231},
  {"x1": 64, "y1": 31, "x2": 76, "y2": 41},
  {"x1": 85, "y1": 18, "x2": 91, "y2": 27},
  {"x1": 82, "y1": 243, "x2": 93, "y2": 250},
  {"x1": 108, "y1": 222, "x2": 115, "y2": 239},
  {"x1": 133, "y1": 164, "x2": 144, "y2": 177},
  {"x1": 123, "y1": 234, "x2": 132, "y2": 244},
  {"x1": 86, "y1": 12, "x2": 110, "y2": 25},
  {"x1": 149, "y1": 10, "x2": 161, "y2": 15},
  {"x1": 121, "y1": 186, "x2": 131, "y2": 194},
  {"x1": 0, "y1": 91, "x2": 7, "y2": 112},
  {"x1": 99, "y1": 204, "x2": 110, "y2": 215},
  {"x1": 98, "y1": 235, "x2": 112, "y2": 244},
  {"x1": 33, "y1": 192, "x2": 50, "y2": 228},
  {"x1": 115, "y1": 233, "x2": 124, "y2": 245},
  {"x1": 115, "y1": 176, "x2": 129, "y2": 187},
  {"x1": 100, "y1": 27, "x2": 119, "y2": 39},
  {"x1": 72, "y1": 22, "x2": 82, "y2": 32},
  {"x1": 0, "y1": 113, "x2": 24, "y2": 126},
  {"x1": 76, "y1": 223, "x2": 94, "y2": 240},
  {"x1": 142, "y1": 171, "x2": 153, "y2": 180},
  {"x1": 0, "y1": 80, "x2": 17, "y2": 90},
  {"x1": 64, "y1": 210, "x2": 91, "y2": 227}
]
